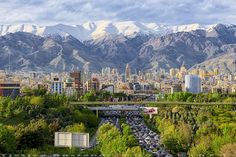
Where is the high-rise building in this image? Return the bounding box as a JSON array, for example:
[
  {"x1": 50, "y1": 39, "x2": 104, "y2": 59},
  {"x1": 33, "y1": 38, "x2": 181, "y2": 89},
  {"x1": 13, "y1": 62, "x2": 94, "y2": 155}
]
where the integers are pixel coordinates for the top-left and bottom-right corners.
[
  {"x1": 85, "y1": 78, "x2": 100, "y2": 91},
  {"x1": 171, "y1": 84, "x2": 182, "y2": 94},
  {"x1": 125, "y1": 64, "x2": 131, "y2": 81},
  {"x1": 199, "y1": 69, "x2": 207, "y2": 79},
  {"x1": 102, "y1": 67, "x2": 111, "y2": 76},
  {"x1": 228, "y1": 74, "x2": 234, "y2": 81},
  {"x1": 131, "y1": 75, "x2": 138, "y2": 83},
  {"x1": 185, "y1": 75, "x2": 201, "y2": 93},
  {"x1": 176, "y1": 65, "x2": 186, "y2": 79},
  {"x1": 169, "y1": 68, "x2": 178, "y2": 77},
  {"x1": 180, "y1": 65, "x2": 187, "y2": 74},
  {"x1": 111, "y1": 68, "x2": 117, "y2": 75},
  {"x1": 191, "y1": 69, "x2": 199, "y2": 75},
  {"x1": 214, "y1": 68, "x2": 219, "y2": 76},
  {"x1": 50, "y1": 77, "x2": 63, "y2": 94},
  {"x1": 121, "y1": 74, "x2": 126, "y2": 83},
  {"x1": 70, "y1": 71, "x2": 83, "y2": 92},
  {"x1": 135, "y1": 68, "x2": 139, "y2": 75},
  {"x1": 64, "y1": 78, "x2": 76, "y2": 97}
]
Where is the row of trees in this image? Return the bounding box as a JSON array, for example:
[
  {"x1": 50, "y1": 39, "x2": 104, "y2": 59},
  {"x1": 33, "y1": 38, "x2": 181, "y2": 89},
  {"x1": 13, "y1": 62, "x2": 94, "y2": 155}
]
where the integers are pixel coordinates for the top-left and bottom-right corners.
[
  {"x1": 145, "y1": 105, "x2": 236, "y2": 156},
  {"x1": 79, "y1": 90, "x2": 129, "y2": 102},
  {"x1": 164, "y1": 92, "x2": 236, "y2": 103},
  {"x1": 97, "y1": 123, "x2": 152, "y2": 157}
]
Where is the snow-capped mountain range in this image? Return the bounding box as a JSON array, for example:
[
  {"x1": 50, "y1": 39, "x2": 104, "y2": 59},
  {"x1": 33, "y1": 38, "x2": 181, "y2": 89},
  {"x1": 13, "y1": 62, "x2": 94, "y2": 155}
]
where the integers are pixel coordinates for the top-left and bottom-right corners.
[
  {"x1": 0, "y1": 22, "x2": 236, "y2": 73},
  {"x1": 0, "y1": 21, "x2": 217, "y2": 41}
]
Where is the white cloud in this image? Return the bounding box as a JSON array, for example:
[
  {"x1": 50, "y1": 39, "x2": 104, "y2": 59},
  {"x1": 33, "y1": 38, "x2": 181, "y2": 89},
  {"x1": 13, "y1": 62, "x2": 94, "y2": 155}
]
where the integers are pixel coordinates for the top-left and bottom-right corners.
[{"x1": 0, "y1": 0, "x2": 235, "y2": 25}]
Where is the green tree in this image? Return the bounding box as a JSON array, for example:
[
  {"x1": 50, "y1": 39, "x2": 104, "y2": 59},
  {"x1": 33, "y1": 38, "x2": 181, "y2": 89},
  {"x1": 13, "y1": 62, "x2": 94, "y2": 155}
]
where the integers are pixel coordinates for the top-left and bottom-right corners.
[
  {"x1": 99, "y1": 91, "x2": 112, "y2": 101},
  {"x1": 210, "y1": 134, "x2": 233, "y2": 155},
  {"x1": 65, "y1": 123, "x2": 86, "y2": 133},
  {"x1": 80, "y1": 91, "x2": 97, "y2": 102},
  {"x1": 188, "y1": 136, "x2": 212, "y2": 157},
  {"x1": 161, "y1": 123, "x2": 192, "y2": 155},
  {"x1": 97, "y1": 123, "x2": 130, "y2": 157},
  {"x1": 223, "y1": 97, "x2": 235, "y2": 103},
  {"x1": 15, "y1": 119, "x2": 49, "y2": 149},
  {"x1": 0, "y1": 97, "x2": 20, "y2": 118},
  {"x1": 112, "y1": 92, "x2": 127, "y2": 101},
  {"x1": 0, "y1": 124, "x2": 16, "y2": 153},
  {"x1": 30, "y1": 96, "x2": 44, "y2": 106},
  {"x1": 122, "y1": 124, "x2": 137, "y2": 147},
  {"x1": 156, "y1": 118, "x2": 172, "y2": 133},
  {"x1": 208, "y1": 93, "x2": 221, "y2": 102},
  {"x1": 22, "y1": 87, "x2": 33, "y2": 96},
  {"x1": 123, "y1": 146, "x2": 152, "y2": 157},
  {"x1": 32, "y1": 88, "x2": 47, "y2": 96},
  {"x1": 97, "y1": 123, "x2": 119, "y2": 143},
  {"x1": 100, "y1": 134, "x2": 127, "y2": 157}
]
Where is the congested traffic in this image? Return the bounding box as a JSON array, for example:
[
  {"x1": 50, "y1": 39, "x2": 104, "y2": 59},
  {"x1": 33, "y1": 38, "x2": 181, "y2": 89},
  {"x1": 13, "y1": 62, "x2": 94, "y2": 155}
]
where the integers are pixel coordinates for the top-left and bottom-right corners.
[
  {"x1": 126, "y1": 116, "x2": 172, "y2": 157},
  {"x1": 97, "y1": 107, "x2": 172, "y2": 157}
]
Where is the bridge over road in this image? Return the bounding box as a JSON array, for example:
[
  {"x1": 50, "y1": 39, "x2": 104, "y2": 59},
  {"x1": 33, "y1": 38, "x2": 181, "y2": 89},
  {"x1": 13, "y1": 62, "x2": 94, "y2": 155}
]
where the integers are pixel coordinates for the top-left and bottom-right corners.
[{"x1": 70, "y1": 101, "x2": 236, "y2": 106}]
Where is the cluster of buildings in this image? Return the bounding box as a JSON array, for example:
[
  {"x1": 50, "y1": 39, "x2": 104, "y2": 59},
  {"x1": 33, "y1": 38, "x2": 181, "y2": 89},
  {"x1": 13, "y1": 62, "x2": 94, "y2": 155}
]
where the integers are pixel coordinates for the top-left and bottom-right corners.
[
  {"x1": 0, "y1": 64, "x2": 236, "y2": 98},
  {"x1": 0, "y1": 71, "x2": 84, "y2": 98},
  {"x1": 168, "y1": 65, "x2": 236, "y2": 94}
]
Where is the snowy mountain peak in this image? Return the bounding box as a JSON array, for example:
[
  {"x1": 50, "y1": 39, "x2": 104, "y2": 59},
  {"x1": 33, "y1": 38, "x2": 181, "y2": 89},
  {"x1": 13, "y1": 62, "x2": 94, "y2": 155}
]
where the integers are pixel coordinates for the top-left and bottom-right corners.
[
  {"x1": 0, "y1": 21, "x2": 221, "y2": 41},
  {"x1": 171, "y1": 23, "x2": 216, "y2": 33}
]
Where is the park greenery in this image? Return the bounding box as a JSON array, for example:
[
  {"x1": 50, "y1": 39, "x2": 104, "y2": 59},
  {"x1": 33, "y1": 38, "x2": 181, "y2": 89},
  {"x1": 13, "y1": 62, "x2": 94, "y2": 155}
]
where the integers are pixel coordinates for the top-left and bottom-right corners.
[
  {"x1": 79, "y1": 90, "x2": 129, "y2": 102},
  {"x1": 1, "y1": 90, "x2": 236, "y2": 156},
  {"x1": 0, "y1": 88, "x2": 99, "y2": 154},
  {"x1": 145, "y1": 105, "x2": 236, "y2": 156},
  {"x1": 97, "y1": 123, "x2": 152, "y2": 157},
  {"x1": 164, "y1": 92, "x2": 236, "y2": 103}
]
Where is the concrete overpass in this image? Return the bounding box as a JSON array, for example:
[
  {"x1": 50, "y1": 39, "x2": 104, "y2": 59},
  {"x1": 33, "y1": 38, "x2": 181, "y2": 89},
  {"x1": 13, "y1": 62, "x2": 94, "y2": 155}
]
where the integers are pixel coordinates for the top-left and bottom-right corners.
[
  {"x1": 87, "y1": 105, "x2": 140, "y2": 111},
  {"x1": 86, "y1": 105, "x2": 142, "y2": 117},
  {"x1": 70, "y1": 101, "x2": 236, "y2": 106}
]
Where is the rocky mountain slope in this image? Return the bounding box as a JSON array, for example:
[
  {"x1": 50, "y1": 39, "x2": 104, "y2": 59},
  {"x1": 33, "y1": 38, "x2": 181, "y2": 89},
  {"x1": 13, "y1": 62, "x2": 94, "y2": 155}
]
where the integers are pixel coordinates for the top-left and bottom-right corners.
[
  {"x1": 0, "y1": 32, "x2": 100, "y2": 72},
  {"x1": 0, "y1": 24, "x2": 236, "y2": 73},
  {"x1": 129, "y1": 24, "x2": 236, "y2": 72}
]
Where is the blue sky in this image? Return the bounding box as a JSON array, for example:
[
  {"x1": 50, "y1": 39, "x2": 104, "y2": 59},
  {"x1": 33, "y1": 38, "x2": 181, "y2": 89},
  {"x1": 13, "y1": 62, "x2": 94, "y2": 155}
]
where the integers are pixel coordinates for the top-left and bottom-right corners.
[{"x1": 0, "y1": 0, "x2": 235, "y2": 25}]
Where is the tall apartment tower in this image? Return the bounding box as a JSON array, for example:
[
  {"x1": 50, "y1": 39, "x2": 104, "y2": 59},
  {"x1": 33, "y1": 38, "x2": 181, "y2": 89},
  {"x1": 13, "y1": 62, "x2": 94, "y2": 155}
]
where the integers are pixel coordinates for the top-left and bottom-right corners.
[
  {"x1": 51, "y1": 77, "x2": 63, "y2": 94},
  {"x1": 70, "y1": 71, "x2": 83, "y2": 93},
  {"x1": 185, "y1": 75, "x2": 201, "y2": 94},
  {"x1": 125, "y1": 64, "x2": 131, "y2": 81},
  {"x1": 85, "y1": 78, "x2": 100, "y2": 91}
]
